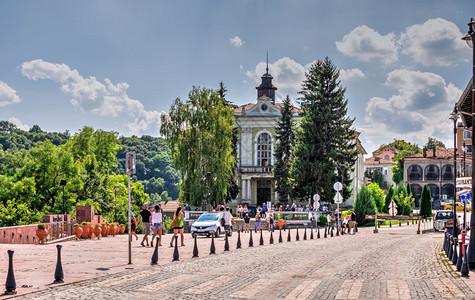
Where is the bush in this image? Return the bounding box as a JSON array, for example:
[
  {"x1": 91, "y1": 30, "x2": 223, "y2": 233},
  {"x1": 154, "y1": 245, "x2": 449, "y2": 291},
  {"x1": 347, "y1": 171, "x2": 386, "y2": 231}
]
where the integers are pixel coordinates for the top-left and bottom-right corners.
[
  {"x1": 353, "y1": 185, "x2": 377, "y2": 226},
  {"x1": 384, "y1": 185, "x2": 395, "y2": 213},
  {"x1": 393, "y1": 192, "x2": 414, "y2": 216},
  {"x1": 368, "y1": 183, "x2": 385, "y2": 212},
  {"x1": 163, "y1": 216, "x2": 173, "y2": 233},
  {"x1": 318, "y1": 214, "x2": 327, "y2": 226},
  {"x1": 420, "y1": 184, "x2": 432, "y2": 218}
]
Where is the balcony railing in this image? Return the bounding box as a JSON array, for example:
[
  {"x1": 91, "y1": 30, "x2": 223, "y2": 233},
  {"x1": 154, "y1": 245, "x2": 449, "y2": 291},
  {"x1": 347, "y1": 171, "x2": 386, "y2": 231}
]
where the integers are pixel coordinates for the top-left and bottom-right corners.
[{"x1": 239, "y1": 166, "x2": 273, "y2": 173}]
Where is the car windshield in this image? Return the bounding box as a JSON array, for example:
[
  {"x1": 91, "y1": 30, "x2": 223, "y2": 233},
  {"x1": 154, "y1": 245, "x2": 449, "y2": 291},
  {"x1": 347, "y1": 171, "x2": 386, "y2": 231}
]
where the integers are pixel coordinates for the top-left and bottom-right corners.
[
  {"x1": 197, "y1": 214, "x2": 219, "y2": 222},
  {"x1": 436, "y1": 212, "x2": 453, "y2": 220}
]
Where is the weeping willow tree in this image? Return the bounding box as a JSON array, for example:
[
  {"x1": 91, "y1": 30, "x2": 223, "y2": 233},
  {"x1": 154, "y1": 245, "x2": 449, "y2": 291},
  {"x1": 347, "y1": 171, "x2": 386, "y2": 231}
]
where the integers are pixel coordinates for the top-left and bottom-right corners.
[{"x1": 160, "y1": 86, "x2": 235, "y2": 207}]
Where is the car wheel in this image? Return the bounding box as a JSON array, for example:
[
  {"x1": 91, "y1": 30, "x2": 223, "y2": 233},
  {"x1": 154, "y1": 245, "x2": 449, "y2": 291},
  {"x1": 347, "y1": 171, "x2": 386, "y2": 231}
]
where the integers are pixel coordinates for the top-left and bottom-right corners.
[
  {"x1": 192, "y1": 233, "x2": 197, "y2": 238},
  {"x1": 215, "y1": 228, "x2": 221, "y2": 237}
]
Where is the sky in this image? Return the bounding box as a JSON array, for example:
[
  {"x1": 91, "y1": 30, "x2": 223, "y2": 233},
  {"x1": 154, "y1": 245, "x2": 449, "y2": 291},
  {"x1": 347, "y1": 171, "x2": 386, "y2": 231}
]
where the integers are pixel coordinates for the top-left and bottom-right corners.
[{"x1": 0, "y1": 0, "x2": 474, "y2": 154}]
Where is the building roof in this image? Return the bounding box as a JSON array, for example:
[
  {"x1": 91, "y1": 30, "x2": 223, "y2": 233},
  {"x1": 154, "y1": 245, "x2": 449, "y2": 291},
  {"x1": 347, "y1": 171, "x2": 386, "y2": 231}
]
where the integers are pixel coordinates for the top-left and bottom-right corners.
[
  {"x1": 364, "y1": 157, "x2": 395, "y2": 165},
  {"x1": 457, "y1": 77, "x2": 473, "y2": 129},
  {"x1": 403, "y1": 147, "x2": 464, "y2": 160},
  {"x1": 372, "y1": 146, "x2": 401, "y2": 156},
  {"x1": 234, "y1": 102, "x2": 302, "y2": 114}
]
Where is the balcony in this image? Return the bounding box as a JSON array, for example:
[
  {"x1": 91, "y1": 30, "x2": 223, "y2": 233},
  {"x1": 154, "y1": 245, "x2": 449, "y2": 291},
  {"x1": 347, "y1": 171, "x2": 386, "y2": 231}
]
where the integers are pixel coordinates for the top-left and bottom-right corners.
[{"x1": 239, "y1": 166, "x2": 273, "y2": 174}]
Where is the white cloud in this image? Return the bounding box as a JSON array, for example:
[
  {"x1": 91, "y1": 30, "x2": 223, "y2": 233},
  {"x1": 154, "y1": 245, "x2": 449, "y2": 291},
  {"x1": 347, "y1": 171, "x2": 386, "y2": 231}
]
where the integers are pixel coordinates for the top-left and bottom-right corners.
[
  {"x1": 229, "y1": 36, "x2": 244, "y2": 48},
  {"x1": 245, "y1": 57, "x2": 307, "y2": 100},
  {"x1": 336, "y1": 25, "x2": 398, "y2": 65},
  {"x1": 21, "y1": 59, "x2": 164, "y2": 135},
  {"x1": 8, "y1": 117, "x2": 29, "y2": 131},
  {"x1": 399, "y1": 18, "x2": 470, "y2": 67},
  {"x1": 0, "y1": 80, "x2": 21, "y2": 107},
  {"x1": 363, "y1": 69, "x2": 462, "y2": 146},
  {"x1": 340, "y1": 68, "x2": 366, "y2": 81}
]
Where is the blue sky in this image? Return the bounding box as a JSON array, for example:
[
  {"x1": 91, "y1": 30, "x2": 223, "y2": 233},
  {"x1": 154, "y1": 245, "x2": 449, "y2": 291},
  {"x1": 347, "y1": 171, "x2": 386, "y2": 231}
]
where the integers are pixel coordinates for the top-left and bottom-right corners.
[{"x1": 0, "y1": 1, "x2": 474, "y2": 153}]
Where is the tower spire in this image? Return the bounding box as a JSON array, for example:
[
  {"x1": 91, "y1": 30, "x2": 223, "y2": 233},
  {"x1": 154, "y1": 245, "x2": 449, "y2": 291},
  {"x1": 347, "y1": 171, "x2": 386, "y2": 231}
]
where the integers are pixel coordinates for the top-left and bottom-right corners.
[{"x1": 266, "y1": 51, "x2": 269, "y2": 74}]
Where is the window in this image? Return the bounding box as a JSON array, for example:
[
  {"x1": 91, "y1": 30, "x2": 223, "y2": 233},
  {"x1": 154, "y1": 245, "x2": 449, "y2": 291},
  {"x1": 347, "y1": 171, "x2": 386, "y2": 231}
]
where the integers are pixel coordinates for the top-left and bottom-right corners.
[
  {"x1": 464, "y1": 131, "x2": 471, "y2": 139},
  {"x1": 408, "y1": 165, "x2": 422, "y2": 181},
  {"x1": 441, "y1": 165, "x2": 454, "y2": 181},
  {"x1": 384, "y1": 155, "x2": 390, "y2": 161},
  {"x1": 424, "y1": 165, "x2": 439, "y2": 181},
  {"x1": 257, "y1": 133, "x2": 272, "y2": 167}
]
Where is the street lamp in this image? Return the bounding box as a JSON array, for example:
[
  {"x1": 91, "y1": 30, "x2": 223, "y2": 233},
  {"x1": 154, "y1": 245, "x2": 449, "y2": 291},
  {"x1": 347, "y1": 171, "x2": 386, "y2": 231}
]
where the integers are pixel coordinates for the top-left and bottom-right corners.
[
  {"x1": 450, "y1": 105, "x2": 458, "y2": 238},
  {"x1": 60, "y1": 179, "x2": 67, "y2": 215},
  {"x1": 462, "y1": 17, "x2": 475, "y2": 270}
]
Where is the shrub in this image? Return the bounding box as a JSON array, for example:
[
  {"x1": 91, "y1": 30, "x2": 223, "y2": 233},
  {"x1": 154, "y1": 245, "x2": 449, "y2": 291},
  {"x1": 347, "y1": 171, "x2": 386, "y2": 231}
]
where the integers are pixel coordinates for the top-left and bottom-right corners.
[
  {"x1": 163, "y1": 216, "x2": 173, "y2": 233},
  {"x1": 37, "y1": 223, "x2": 46, "y2": 230},
  {"x1": 353, "y1": 185, "x2": 377, "y2": 226},
  {"x1": 368, "y1": 183, "x2": 385, "y2": 212},
  {"x1": 384, "y1": 185, "x2": 395, "y2": 213},
  {"x1": 393, "y1": 192, "x2": 414, "y2": 216},
  {"x1": 318, "y1": 214, "x2": 327, "y2": 226},
  {"x1": 420, "y1": 184, "x2": 432, "y2": 218}
]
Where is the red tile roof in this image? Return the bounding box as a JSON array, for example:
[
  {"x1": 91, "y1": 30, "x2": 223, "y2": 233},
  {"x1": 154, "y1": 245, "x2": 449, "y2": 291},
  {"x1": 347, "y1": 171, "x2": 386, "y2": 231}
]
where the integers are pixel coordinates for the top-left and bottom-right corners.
[
  {"x1": 364, "y1": 157, "x2": 395, "y2": 165},
  {"x1": 404, "y1": 147, "x2": 463, "y2": 159}
]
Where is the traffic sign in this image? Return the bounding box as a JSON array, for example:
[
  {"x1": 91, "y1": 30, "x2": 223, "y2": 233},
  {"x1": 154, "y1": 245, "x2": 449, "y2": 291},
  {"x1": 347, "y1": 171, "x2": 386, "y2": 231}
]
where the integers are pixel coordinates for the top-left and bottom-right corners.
[
  {"x1": 334, "y1": 192, "x2": 342, "y2": 203},
  {"x1": 333, "y1": 182, "x2": 343, "y2": 192},
  {"x1": 461, "y1": 193, "x2": 471, "y2": 202},
  {"x1": 313, "y1": 194, "x2": 320, "y2": 202}
]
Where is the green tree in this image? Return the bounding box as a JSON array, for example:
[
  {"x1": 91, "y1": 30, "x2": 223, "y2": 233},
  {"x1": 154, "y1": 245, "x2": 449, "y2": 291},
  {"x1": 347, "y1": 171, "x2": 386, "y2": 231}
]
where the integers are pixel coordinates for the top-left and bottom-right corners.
[
  {"x1": 423, "y1": 137, "x2": 445, "y2": 150},
  {"x1": 384, "y1": 185, "x2": 395, "y2": 213},
  {"x1": 367, "y1": 183, "x2": 385, "y2": 212},
  {"x1": 353, "y1": 185, "x2": 377, "y2": 225},
  {"x1": 393, "y1": 192, "x2": 414, "y2": 216},
  {"x1": 420, "y1": 184, "x2": 432, "y2": 218},
  {"x1": 291, "y1": 57, "x2": 358, "y2": 203},
  {"x1": 160, "y1": 87, "x2": 235, "y2": 207},
  {"x1": 274, "y1": 95, "x2": 295, "y2": 203}
]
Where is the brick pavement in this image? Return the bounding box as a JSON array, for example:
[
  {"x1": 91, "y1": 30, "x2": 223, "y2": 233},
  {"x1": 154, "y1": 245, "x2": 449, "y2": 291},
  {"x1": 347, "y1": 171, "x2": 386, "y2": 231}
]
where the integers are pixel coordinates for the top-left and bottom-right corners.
[{"x1": 4, "y1": 223, "x2": 475, "y2": 300}]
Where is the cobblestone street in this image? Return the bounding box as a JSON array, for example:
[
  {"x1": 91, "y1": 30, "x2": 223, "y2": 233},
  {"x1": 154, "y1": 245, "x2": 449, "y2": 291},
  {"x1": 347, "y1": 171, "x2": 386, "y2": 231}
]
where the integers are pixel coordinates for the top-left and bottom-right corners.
[{"x1": 8, "y1": 223, "x2": 475, "y2": 299}]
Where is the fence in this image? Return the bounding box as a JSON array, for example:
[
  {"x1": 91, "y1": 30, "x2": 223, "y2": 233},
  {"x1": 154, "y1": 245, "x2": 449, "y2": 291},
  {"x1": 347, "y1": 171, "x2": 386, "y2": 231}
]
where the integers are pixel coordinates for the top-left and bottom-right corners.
[{"x1": 0, "y1": 221, "x2": 74, "y2": 244}]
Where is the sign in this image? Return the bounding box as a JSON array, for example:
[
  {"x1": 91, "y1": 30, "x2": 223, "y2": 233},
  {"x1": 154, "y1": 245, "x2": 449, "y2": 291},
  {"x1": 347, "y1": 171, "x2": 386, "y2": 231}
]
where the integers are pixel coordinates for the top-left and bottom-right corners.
[
  {"x1": 314, "y1": 201, "x2": 320, "y2": 209},
  {"x1": 333, "y1": 182, "x2": 343, "y2": 192},
  {"x1": 334, "y1": 192, "x2": 342, "y2": 204},
  {"x1": 461, "y1": 193, "x2": 471, "y2": 202},
  {"x1": 388, "y1": 200, "x2": 398, "y2": 216},
  {"x1": 313, "y1": 194, "x2": 320, "y2": 202},
  {"x1": 125, "y1": 151, "x2": 136, "y2": 175}
]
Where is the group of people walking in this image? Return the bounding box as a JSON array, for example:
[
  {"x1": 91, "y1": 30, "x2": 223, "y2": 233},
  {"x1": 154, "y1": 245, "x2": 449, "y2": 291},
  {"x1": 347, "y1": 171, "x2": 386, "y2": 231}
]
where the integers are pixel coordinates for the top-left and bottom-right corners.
[{"x1": 326, "y1": 209, "x2": 357, "y2": 234}]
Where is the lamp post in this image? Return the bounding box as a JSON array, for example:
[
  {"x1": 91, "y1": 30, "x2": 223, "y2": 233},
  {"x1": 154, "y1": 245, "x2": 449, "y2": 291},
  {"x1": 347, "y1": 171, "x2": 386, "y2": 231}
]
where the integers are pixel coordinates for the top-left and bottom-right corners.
[
  {"x1": 462, "y1": 17, "x2": 475, "y2": 270},
  {"x1": 450, "y1": 105, "x2": 458, "y2": 238},
  {"x1": 60, "y1": 179, "x2": 66, "y2": 215}
]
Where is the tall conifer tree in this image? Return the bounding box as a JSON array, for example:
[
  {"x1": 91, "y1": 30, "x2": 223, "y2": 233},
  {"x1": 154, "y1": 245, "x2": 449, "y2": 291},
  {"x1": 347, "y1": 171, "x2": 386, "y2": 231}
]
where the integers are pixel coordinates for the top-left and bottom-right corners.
[
  {"x1": 274, "y1": 95, "x2": 295, "y2": 203},
  {"x1": 291, "y1": 57, "x2": 358, "y2": 203}
]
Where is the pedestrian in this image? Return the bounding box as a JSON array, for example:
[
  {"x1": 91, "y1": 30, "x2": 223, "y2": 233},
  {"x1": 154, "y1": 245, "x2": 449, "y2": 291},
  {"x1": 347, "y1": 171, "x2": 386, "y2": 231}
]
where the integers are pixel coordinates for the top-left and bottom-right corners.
[
  {"x1": 243, "y1": 213, "x2": 251, "y2": 232},
  {"x1": 138, "y1": 203, "x2": 152, "y2": 247},
  {"x1": 335, "y1": 209, "x2": 342, "y2": 232},
  {"x1": 327, "y1": 212, "x2": 334, "y2": 228},
  {"x1": 310, "y1": 212, "x2": 316, "y2": 229},
  {"x1": 151, "y1": 204, "x2": 162, "y2": 247},
  {"x1": 342, "y1": 214, "x2": 349, "y2": 234},
  {"x1": 223, "y1": 206, "x2": 235, "y2": 237},
  {"x1": 130, "y1": 212, "x2": 138, "y2": 241},
  {"x1": 349, "y1": 209, "x2": 357, "y2": 235},
  {"x1": 170, "y1": 206, "x2": 185, "y2": 247},
  {"x1": 268, "y1": 213, "x2": 274, "y2": 231},
  {"x1": 255, "y1": 213, "x2": 262, "y2": 232},
  {"x1": 243, "y1": 204, "x2": 249, "y2": 216}
]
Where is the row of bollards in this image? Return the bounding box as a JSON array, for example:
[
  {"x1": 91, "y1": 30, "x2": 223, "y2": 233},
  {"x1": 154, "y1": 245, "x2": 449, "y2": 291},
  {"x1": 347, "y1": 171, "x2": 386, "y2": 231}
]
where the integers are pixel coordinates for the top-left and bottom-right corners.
[
  {"x1": 444, "y1": 230, "x2": 469, "y2": 277},
  {"x1": 4, "y1": 244, "x2": 64, "y2": 295},
  {"x1": 154, "y1": 224, "x2": 352, "y2": 266}
]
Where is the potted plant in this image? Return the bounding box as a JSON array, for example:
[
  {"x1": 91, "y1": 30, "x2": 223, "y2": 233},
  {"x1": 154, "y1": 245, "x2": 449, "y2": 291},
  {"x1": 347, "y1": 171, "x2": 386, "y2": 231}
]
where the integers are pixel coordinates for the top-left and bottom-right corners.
[
  {"x1": 100, "y1": 223, "x2": 109, "y2": 237},
  {"x1": 81, "y1": 222, "x2": 90, "y2": 239},
  {"x1": 119, "y1": 224, "x2": 126, "y2": 234},
  {"x1": 93, "y1": 224, "x2": 102, "y2": 239},
  {"x1": 73, "y1": 223, "x2": 83, "y2": 239},
  {"x1": 36, "y1": 223, "x2": 48, "y2": 244}
]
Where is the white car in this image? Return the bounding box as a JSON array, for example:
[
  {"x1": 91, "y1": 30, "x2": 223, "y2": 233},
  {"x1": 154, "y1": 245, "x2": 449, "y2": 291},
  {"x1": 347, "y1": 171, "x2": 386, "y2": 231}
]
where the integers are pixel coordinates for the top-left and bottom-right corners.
[{"x1": 190, "y1": 213, "x2": 233, "y2": 238}]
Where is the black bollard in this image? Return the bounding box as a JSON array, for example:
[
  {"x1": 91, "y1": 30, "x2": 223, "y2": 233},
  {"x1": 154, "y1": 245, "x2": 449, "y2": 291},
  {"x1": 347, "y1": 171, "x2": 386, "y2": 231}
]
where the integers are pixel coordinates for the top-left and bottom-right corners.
[
  {"x1": 310, "y1": 228, "x2": 314, "y2": 240},
  {"x1": 444, "y1": 233, "x2": 448, "y2": 254},
  {"x1": 287, "y1": 228, "x2": 291, "y2": 242},
  {"x1": 54, "y1": 245, "x2": 64, "y2": 283},
  {"x1": 249, "y1": 230, "x2": 253, "y2": 247},
  {"x1": 296, "y1": 228, "x2": 300, "y2": 241},
  {"x1": 355, "y1": 223, "x2": 358, "y2": 232},
  {"x1": 324, "y1": 226, "x2": 327, "y2": 238},
  {"x1": 389, "y1": 221, "x2": 392, "y2": 228},
  {"x1": 407, "y1": 221, "x2": 409, "y2": 226},
  {"x1": 399, "y1": 221, "x2": 401, "y2": 227},
  {"x1": 317, "y1": 226, "x2": 320, "y2": 239},
  {"x1": 448, "y1": 237, "x2": 453, "y2": 261},
  {"x1": 210, "y1": 233, "x2": 216, "y2": 254},
  {"x1": 457, "y1": 240, "x2": 463, "y2": 272},
  {"x1": 192, "y1": 235, "x2": 199, "y2": 258},
  {"x1": 151, "y1": 237, "x2": 159, "y2": 264},
  {"x1": 5, "y1": 250, "x2": 16, "y2": 295},
  {"x1": 279, "y1": 227, "x2": 283, "y2": 243},
  {"x1": 270, "y1": 229, "x2": 274, "y2": 244},
  {"x1": 172, "y1": 235, "x2": 180, "y2": 261},
  {"x1": 259, "y1": 230, "x2": 264, "y2": 246},
  {"x1": 236, "y1": 229, "x2": 242, "y2": 249},
  {"x1": 452, "y1": 238, "x2": 458, "y2": 265},
  {"x1": 336, "y1": 225, "x2": 340, "y2": 236},
  {"x1": 224, "y1": 231, "x2": 230, "y2": 251},
  {"x1": 378, "y1": 222, "x2": 380, "y2": 228},
  {"x1": 304, "y1": 228, "x2": 307, "y2": 240},
  {"x1": 331, "y1": 227, "x2": 334, "y2": 237},
  {"x1": 461, "y1": 244, "x2": 469, "y2": 276}
]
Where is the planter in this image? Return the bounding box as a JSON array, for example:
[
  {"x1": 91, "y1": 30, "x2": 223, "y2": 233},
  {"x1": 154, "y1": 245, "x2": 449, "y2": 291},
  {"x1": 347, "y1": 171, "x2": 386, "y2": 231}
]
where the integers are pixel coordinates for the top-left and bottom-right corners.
[
  {"x1": 276, "y1": 219, "x2": 287, "y2": 229},
  {"x1": 36, "y1": 228, "x2": 48, "y2": 244},
  {"x1": 101, "y1": 224, "x2": 109, "y2": 237},
  {"x1": 109, "y1": 225, "x2": 117, "y2": 236},
  {"x1": 73, "y1": 225, "x2": 83, "y2": 239},
  {"x1": 119, "y1": 225, "x2": 125, "y2": 234},
  {"x1": 81, "y1": 224, "x2": 90, "y2": 239},
  {"x1": 93, "y1": 225, "x2": 102, "y2": 239}
]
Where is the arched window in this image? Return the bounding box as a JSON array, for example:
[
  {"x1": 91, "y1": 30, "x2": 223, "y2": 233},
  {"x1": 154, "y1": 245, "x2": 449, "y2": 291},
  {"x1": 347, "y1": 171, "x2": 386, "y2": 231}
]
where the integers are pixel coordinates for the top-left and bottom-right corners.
[
  {"x1": 424, "y1": 165, "x2": 439, "y2": 181},
  {"x1": 441, "y1": 184, "x2": 454, "y2": 199},
  {"x1": 427, "y1": 184, "x2": 440, "y2": 200},
  {"x1": 257, "y1": 133, "x2": 272, "y2": 167},
  {"x1": 411, "y1": 184, "x2": 422, "y2": 207},
  {"x1": 384, "y1": 155, "x2": 390, "y2": 161},
  {"x1": 407, "y1": 165, "x2": 422, "y2": 181},
  {"x1": 441, "y1": 165, "x2": 454, "y2": 181}
]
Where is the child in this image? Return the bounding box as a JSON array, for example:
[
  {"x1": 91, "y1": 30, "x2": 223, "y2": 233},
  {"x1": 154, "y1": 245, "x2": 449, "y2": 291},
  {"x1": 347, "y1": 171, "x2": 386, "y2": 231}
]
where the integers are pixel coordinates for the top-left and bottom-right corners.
[
  {"x1": 268, "y1": 214, "x2": 274, "y2": 231},
  {"x1": 130, "y1": 213, "x2": 138, "y2": 241}
]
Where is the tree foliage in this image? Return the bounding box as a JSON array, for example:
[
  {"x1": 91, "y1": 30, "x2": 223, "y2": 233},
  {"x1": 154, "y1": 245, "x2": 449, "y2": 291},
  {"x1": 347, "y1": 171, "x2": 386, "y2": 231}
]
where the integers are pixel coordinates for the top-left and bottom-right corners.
[
  {"x1": 291, "y1": 57, "x2": 358, "y2": 203},
  {"x1": 274, "y1": 95, "x2": 295, "y2": 203},
  {"x1": 384, "y1": 185, "x2": 395, "y2": 213},
  {"x1": 367, "y1": 183, "x2": 385, "y2": 213},
  {"x1": 353, "y1": 185, "x2": 377, "y2": 225},
  {"x1": 423, "y1": 137, "x2": 445, "y2": 150},
  {"x1": 420, "y1": 184, "x2": 432, "y2": 218},
  {"x1": 160, "y1": 86, "x2": 236, "y2": 207}
]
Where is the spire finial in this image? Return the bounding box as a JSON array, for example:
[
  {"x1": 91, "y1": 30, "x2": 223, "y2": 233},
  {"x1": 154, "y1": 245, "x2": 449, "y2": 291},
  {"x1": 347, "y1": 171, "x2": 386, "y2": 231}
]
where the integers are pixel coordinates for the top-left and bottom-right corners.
[{"x1": 266, "y1": 52, "x2": 269, "y2": 73}]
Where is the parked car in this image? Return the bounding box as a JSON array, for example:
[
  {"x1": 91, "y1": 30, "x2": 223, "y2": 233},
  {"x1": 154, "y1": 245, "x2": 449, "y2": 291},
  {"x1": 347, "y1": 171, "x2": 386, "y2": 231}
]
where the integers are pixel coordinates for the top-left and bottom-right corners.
[
  {"x1": 190, "y1": 213, "x2": 233, "y2": 238},
  {"x1": 433, "y1": 210, "x2": 454, "y2": 232},
  {"x1": 444, "y1": 202, "x2": 471, "y2": 212}
]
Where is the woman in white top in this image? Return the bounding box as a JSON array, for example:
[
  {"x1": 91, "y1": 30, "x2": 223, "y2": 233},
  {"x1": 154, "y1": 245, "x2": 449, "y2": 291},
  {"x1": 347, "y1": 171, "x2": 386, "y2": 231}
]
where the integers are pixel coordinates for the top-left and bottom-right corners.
[{"x1": 151, "y1": 204, "x2": 162, "y2": 247}]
